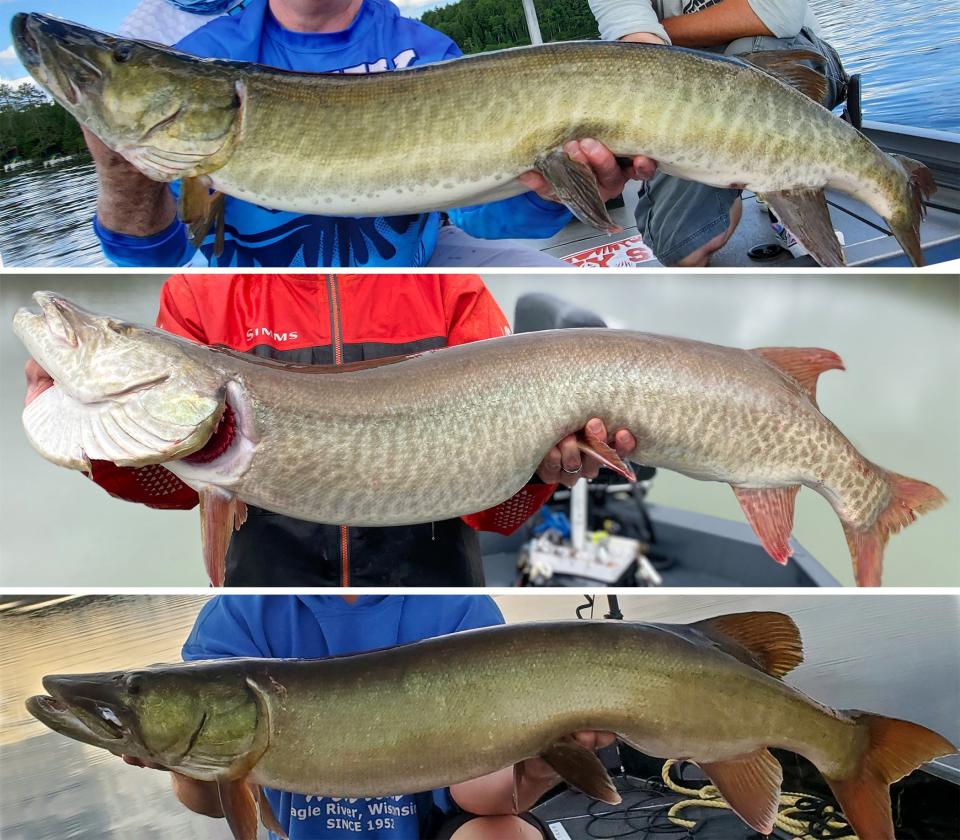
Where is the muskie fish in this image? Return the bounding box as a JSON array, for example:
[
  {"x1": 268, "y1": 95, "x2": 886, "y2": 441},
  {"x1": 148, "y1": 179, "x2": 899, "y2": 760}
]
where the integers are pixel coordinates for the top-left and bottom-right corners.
[
  {"x1": 12, "y1": 13, "x2": 935, "y2": 266},
  {"x1": 14, "y1": 292, "x2": 945, "y2": 587},
  {"x1": 26, "y1": 615, "x2": 957, "y2": 840}
]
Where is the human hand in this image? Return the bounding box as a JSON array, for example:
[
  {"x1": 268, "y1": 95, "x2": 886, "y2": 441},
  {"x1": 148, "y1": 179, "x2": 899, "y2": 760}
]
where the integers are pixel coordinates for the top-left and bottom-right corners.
[
  {"x1": 519, "y1": 731, "x2": 617, "y2": 783},
  {"x1": 537, "y1": 419, "x2": 637, "y2": 488},
  {"x1": 519, "y1": 139, "x2": 657, "y2": 204},
  {"x1": 24, "y1": 358, "x2": 53, "y2": 407}
]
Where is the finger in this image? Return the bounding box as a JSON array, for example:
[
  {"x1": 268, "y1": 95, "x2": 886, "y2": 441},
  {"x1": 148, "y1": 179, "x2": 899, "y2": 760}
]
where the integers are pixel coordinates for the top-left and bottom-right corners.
[
  {"x1": 629, "y1": 155, "x2": 658, "y2": 181},
  {"x1": 537, "y1": 446, "x2": 562, "y2": 483},
  {"x1": 579, "y1": 139, "x2": 623, "y2": 193},
  {"x1": 518, "y1": 171, "x2": 556, "y2": 201},
  {"x1": 594, "y1": 731, "x2": 617, "y2": 749},
  {"x1": 559, "y1": 435, "x2": 581, "y2": 474},
  {"x1": 562, "y1": 139, "x2": 589, "y2": 167},
  {"x1": 585, "y1": 418, "x2": 607, "y2": 442},
  {"x1": 614, "y1": 429, "x2": 637, "y2": 457}
]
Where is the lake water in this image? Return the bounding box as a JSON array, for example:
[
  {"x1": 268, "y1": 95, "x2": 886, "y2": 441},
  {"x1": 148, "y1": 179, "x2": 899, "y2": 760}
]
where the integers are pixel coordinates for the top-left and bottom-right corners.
[
  {"x1": 0, "y1": 0, "x2": 956, "y2": 268},
  {"x1": 1, "y1": 593, "x2": 957, "y2": 839}
]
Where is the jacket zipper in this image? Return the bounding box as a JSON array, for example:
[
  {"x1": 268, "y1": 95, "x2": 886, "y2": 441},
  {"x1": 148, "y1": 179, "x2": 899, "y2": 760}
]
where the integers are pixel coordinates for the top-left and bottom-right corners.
[{"x1": 326, "y1": 274, "x2": 349, "y2": 586}]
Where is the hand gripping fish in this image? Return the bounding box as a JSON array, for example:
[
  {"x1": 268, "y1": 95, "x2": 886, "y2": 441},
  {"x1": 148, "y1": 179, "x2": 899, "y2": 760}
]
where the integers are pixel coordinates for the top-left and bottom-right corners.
[
  {"x1": 26, "y1": 616, "x2": 957, "y2": 840},
  {"x1": 11, "y1": 13, "x2": 935, "y2": 266},
  {"x1": 13, "y1": 292, "x2": 944, "y2": 586}
]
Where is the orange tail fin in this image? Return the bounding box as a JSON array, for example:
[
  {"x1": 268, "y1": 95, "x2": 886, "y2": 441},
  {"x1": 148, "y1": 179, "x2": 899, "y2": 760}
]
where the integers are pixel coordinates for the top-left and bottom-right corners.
[
  {"x1": 843, "y1": 470, "x2": 945, "y2": 586},
  {"x1": 825, "y1": 712, "x2": 955, "y2": 840},
  {"x1": 886, "y1": 154, "x2": 936, "y2": 268}
]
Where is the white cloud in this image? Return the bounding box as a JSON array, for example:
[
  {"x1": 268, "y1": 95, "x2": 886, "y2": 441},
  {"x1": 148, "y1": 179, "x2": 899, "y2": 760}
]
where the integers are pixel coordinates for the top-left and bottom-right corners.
[{"x1": 0, "y1": 45, "x2": 17, "y2": 62}]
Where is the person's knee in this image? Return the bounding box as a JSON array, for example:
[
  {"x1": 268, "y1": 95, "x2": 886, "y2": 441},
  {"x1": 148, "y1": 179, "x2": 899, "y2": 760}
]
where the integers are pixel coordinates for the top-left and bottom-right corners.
[
  {"x1": 673, "y1": 197, "x2": 742, "y2": 267},
  {"x1": 449, "y1": 815, "x2": 543, "y2": 840}
]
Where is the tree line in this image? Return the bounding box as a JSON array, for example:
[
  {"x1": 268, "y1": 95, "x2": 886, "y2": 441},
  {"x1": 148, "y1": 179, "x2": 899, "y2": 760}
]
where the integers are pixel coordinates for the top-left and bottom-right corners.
[
  {"x1": 0, "y1": 82, "x2": 87, "y2": 167},
  {"x1": 421, "y1": 0, "x2": 599, "y2": 54}
]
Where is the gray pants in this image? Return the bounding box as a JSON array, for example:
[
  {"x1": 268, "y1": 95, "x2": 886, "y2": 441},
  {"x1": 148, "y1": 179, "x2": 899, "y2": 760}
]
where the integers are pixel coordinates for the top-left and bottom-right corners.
[{"x1": 635, "y1": 31, "x2": 848, "y2": 266}]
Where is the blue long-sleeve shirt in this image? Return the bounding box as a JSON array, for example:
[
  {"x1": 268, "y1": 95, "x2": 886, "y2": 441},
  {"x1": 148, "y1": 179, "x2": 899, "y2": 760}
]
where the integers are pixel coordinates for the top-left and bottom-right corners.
[
  {"x1": 182, "y1": 594, "x2": 505, "y2": 839},
  {"x1": 96, "y1": 0, "x2": 571, "y2": 267}
]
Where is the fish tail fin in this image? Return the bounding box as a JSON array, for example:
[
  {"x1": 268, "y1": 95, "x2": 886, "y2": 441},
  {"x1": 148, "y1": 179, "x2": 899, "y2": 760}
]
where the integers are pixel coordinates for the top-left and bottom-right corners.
[
  {"x1": 885, "y1": 154, "x2": 936, "y2": 267},
  {"x1": 824, "y1": 711, "x2": 955, "y2": 840},
  {"x1": 842, "y1": 469, "x2": 945, "y2": 586}
]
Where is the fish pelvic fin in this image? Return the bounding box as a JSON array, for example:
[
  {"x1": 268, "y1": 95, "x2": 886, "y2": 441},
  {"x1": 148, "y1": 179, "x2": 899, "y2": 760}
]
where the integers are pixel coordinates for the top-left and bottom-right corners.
[
  {"x1": 698, "y1": 749, "x2": 783, "y2": 835},
  {"x1": 199, "y1": 487, "x2": 245, "y2": 587},
  {"x1": 824, "y1": 712, "x2": 956, "y2": 840},
  {"x1": 537, "y1": 740, "x2": 621, "y2": 805},
  {"x1": 576, "y1": 424, "x2": 636, "y2": 481},
  {"x1": 842, "y1": 470, "x2": 945, "y2": 587},
  {"x1": 217, "y1": 779, "x2": 260, "y2": 840},
  {"x1": 885, "y1": 154, "x2": 936, "y2": 268},
  {"x1": 689, "y1": 611, "x2": 803, "y2": 678},
  {"x1": 751, "y1": 346, "x2": 844, "y2": 408},
  {"x1": 732, "y1": 485, "x2": 800, "y2": 565},
  {"x1": 764, "y1": 188, "x2": 845, "y2": 266},
  {"x1": 533, "y1": 149, "x2": 623, "y2": 234}
]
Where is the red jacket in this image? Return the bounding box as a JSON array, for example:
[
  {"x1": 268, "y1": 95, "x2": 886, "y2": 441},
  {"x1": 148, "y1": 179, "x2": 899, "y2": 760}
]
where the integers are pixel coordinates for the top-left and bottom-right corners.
[{"x1": 92, "y1": 274, "x2": 555, "y2": 586}]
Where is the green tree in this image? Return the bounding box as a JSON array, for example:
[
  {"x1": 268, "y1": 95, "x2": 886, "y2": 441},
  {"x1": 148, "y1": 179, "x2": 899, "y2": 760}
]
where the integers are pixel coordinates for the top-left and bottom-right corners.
[{"x1": 0, "y1": 82, "x2": 87, "y2": 167}]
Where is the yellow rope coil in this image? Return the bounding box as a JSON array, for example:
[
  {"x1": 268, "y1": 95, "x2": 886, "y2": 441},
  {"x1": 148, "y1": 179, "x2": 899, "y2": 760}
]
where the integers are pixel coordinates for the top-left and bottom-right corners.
[{"x1": 660, "y1": 760, "x2": 857, "y2": 839}]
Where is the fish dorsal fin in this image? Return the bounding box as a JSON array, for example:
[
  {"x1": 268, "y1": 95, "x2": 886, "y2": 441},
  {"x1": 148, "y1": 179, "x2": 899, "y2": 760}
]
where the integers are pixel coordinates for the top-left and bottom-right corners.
[
  {"x1": 690, "y1": 611, "x2": 804, "y2": 678},
  {"x1": 752, "y1": 346, "x2": 844, "y2": 407},
  {"x1": 208, "y1": 344, "x2": 421, "y2": 374},
  {"x1": 739, "y1": 49, "x2": 829, "y2": 103},
  {"x1": 699, "y1": 749, "x2": 783, "y2": 835}
]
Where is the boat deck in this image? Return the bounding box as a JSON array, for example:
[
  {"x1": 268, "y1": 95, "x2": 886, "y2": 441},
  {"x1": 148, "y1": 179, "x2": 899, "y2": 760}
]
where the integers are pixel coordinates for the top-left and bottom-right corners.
[{"x1": 521, "y1": 122, "x2": 960, "y2": 268}]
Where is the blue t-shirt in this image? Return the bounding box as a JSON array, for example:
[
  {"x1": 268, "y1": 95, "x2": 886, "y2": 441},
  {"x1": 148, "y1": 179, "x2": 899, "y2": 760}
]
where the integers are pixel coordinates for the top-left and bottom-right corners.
[
  {"x1": 96, "y1": 0, "x2": 570, "y2": 267},
  {"x1": 182, "y1": 594, "x2": 505, "y2": 839}
]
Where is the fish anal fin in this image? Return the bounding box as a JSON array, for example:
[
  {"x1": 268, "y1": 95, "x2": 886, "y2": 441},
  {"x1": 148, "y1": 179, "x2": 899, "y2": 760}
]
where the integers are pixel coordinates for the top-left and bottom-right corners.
[
  {"x1": 539, "y1": 740, "x2": 621, "y2": 805},
  {"x1": 752, "y1": 346, "x2": 844, "y2": 407},
  {"x1": 533, "y1": 149, "x2": 623, "y2": 234},
  {"x1": 253, "y1": 784, "x2": 288, "y2": 838},
  {"x1": 217, "y1": 779, "x2": 260, "y2": 840},
  {"x1": 576, "y1": 425, "x2": 636, "y2": 482},
  {"x1": 199, "y1": 487, "x2": 240, "y2": 587},
  {"x1": 690, "y1": 611, "x2": 804, "y2": 678},
  {"x1": 699, "y1": 749, "x2": 783, "y2": 835},
  {"x1": 732, "y1": 484, "x2": 800, "y2": 565},
  {"x1": 740, "y1": 49, "x2": 829, "y2": 103},
  {"x1": 765, "y1": 188, "x2": 845, "y2": 267}
]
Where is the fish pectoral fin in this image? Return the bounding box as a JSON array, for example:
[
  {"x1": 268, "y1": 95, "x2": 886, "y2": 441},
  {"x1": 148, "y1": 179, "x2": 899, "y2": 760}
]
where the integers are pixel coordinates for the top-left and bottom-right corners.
[
  {"x1": 199, "y1": 487, "x2": 241, "y2": 587},
  {"x1": 751, "y1": 346, "x2": 844, "y2": 407},
  {"x1": 731, "y1": 485, "x2": 800, "y2": 567},
  {"x1": 217, "y1": 779, "x2": 260, "y2": 840},
  {"x1": 689, "y1": 611, "x2": 804, "y2": 678},
  {"x1": 576, "y1": 427, "x2": 636, "y2": 482},
  {"x1": 252, "y1": 784, "x2": 288, "y2": 838},
  {"x1": 738, "y1": 49, "x2": 830, "y2": 103},
  {"x1": 539, "y1": 740, "x2": 621, "y2": 805},
  {"x1": 533, "y1": 149, "x2": 622, "y2": 234},
  {"x1": 179, "y1": 178, "x2": 226, "y2": 257},
  {"x1": 764, "y1": 188, "x2": 844, "y2": 267},
  {"x1": 699, "y1": 749, "x2": 783, "y2": 836}
]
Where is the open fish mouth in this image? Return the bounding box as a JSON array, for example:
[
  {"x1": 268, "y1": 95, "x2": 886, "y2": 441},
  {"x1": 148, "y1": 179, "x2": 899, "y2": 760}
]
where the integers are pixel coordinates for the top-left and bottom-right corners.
[{"x1": 26, "y1": 693, "x2": 129, "y2": 745}]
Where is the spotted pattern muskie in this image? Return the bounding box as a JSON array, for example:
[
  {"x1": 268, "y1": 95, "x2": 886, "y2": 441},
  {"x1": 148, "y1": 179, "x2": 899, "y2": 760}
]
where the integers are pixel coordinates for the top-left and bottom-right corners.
[
  {"x1": 26, "y1": 615, "x2": 957, "y2": 840},
  {"x1": 13, "y1": 292, "x2": 944, "y2": 587},
  {"x1": 11, "y1": 13, "x2": 935, "y2": 266}
]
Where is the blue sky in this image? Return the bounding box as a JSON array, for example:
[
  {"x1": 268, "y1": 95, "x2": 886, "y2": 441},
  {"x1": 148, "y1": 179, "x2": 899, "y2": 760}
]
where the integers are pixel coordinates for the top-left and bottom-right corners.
[{"x1": 1, "y1": 0, "x2": 448, "y2": 85}]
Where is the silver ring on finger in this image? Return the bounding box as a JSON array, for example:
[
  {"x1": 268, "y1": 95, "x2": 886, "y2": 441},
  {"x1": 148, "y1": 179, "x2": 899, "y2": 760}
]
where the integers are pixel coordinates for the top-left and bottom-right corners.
[{"x1": 561, "y1": 464, "x2": 581, "y2": 475}]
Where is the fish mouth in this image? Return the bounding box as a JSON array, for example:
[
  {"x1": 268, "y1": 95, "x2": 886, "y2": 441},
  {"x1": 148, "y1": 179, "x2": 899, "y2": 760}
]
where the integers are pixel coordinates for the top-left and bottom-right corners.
[
  {"x1": 10, "y1": 14, "x2": 109, "y2": 106},
  {"x1": 26, "y1": 692, "x2": 130, "y2": 747},
  {"x1": 38, "y1": 673, "x2": 135, "y2": 742}
]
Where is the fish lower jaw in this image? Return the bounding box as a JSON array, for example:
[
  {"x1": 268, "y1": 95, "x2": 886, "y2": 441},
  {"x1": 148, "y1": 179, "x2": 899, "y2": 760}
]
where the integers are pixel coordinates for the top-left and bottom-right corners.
[{"x1": 166, "y1": 381, "x2": 256, "y2": 491}]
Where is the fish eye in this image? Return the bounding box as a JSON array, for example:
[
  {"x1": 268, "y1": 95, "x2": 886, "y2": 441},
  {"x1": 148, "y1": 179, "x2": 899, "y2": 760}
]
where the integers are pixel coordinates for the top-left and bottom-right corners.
[{"x1": 112, "y1": 43, "x2": 134, "y2": 63}]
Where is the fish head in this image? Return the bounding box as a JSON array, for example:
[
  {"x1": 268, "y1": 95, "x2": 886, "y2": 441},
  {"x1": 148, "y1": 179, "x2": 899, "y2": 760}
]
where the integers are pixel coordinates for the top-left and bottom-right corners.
[
  {"x1": 11, "y1": 14, "x2": 243, "y2": 180},
  {"x1": 13, "y1": 291, "x2": 228, "y2": 471},
  {"x1": 28, "y1": 663, "x2": 263, "y2": 777}
]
